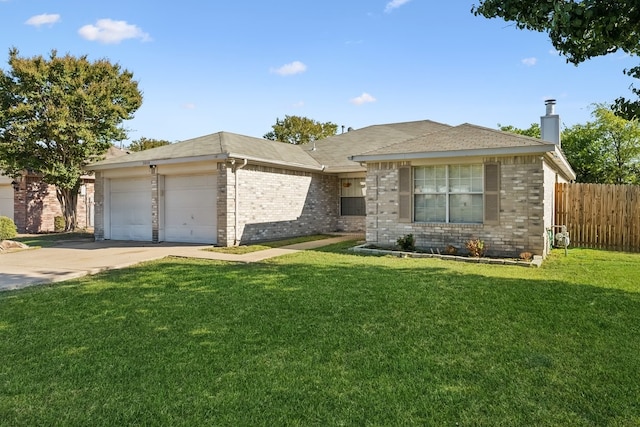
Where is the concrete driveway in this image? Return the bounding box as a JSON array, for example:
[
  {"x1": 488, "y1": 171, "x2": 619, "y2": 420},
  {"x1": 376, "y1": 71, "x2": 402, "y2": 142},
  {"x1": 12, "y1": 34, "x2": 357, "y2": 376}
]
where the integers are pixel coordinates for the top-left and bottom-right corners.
[
  {"x1": 0, "y1": 235, "x2": 360, "y2": 291},
  {"x1": 0, "y1": 240, "x2": 207, "y2": 291}
]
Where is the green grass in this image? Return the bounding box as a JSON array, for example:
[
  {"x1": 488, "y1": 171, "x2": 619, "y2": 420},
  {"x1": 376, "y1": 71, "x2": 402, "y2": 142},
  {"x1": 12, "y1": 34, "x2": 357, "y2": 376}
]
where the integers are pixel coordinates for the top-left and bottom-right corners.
[
  {"x1": 205, "y1": 234, "x2": 333, "y2": 254},
  {"x1": 1, "y1": 244, "x2": 639, "y2": 425},
  {"x1": 13, "y1": 231, "x2": 93, "y2": 248}
]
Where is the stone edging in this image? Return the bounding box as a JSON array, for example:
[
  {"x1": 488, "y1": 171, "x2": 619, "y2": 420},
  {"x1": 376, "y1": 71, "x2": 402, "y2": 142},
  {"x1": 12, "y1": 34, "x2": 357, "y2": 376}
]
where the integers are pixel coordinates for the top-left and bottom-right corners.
[{"x1": 350, "y1": 244, "x2": 543, "y2": 268}]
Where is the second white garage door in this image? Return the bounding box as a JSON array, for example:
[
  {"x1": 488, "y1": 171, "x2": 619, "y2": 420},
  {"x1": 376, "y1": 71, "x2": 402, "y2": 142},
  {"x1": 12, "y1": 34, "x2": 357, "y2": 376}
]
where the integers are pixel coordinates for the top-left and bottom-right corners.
[
  {"x1": 163, "y1": 174, "x2": 217, "y2": 244},
  {"x1": 0, "y1": 185, "x2": 14, "y2": 221}
]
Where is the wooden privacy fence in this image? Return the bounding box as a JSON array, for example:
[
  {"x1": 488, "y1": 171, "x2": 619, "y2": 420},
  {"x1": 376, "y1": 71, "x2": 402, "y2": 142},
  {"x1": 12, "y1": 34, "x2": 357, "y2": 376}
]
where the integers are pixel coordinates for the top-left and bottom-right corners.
[{"x1": 555, "y1": 182, "x2": 640, "y2": 252}]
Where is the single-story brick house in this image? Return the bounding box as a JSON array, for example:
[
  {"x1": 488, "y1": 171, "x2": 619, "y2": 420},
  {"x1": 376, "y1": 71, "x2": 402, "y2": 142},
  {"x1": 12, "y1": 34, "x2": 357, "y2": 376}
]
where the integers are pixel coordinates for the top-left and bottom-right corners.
[
  {"x1": 89, "y1": 101, "x2": 575, "y2": 258},
  {"x1": 0, "y1": 146, "x2": 128, "y2": 233}
]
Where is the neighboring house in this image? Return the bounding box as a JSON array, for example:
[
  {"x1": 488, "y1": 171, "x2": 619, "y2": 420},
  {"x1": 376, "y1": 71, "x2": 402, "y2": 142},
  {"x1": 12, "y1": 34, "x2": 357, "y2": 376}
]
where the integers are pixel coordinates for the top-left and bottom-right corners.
[
  {"x1": 0, "y1": 146, "x2": 129, "y2": 233},
  {"x1": 89, "y1": 101, "x2": 575, "y2": 258}
]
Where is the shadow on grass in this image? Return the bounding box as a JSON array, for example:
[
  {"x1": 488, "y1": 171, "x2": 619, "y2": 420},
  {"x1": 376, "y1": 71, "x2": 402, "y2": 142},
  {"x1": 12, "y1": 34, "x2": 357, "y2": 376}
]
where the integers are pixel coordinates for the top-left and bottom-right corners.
[{"x1": 0, "y1": 244, "x2": 639, "y2": 426}]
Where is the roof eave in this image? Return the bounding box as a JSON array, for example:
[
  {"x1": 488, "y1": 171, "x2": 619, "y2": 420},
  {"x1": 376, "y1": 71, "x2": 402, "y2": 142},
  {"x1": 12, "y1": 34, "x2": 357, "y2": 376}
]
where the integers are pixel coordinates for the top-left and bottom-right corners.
[
  {"x1": 226, "y1": 153, "x2": 324, "y2": 172},
  {"x1": 547, "y1": 146, "x2": 577, "y2": 181},
  {"x1": 89, "y1": 154, "x2": 229, "y2": 170},
  {"x1": 322, "y1": 165, "x2": 367, "y2": 173},
  {"x1": 349, "y1": 145, "x2": 555, "y2": 162}
]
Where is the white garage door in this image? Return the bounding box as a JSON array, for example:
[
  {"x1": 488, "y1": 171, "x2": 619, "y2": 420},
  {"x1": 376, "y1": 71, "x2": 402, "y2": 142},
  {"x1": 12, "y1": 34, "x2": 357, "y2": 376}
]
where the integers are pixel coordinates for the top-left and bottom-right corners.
[
  {"x1": 110, "y1": 177, "x2": 151, "y2": 241},
  {"x1": 0, "y1": 185, "x2": 13, "y2": 220},
  {"x1": 164, "y1": 174, "x2": 217, "y2": 244}
]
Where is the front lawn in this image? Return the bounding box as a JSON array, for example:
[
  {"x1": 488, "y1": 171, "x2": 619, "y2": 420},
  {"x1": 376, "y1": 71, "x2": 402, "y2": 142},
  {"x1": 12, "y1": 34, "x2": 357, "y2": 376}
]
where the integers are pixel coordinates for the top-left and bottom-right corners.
[
  {"x1": 1, "y1": 244, "x2": 639, "y2": 425},
  {"x1": 205, "y1": 234, "x2": 333, "y2": 254},
  {"x1": 13, "y1": 231, "x2": 93, "y2": 248}
]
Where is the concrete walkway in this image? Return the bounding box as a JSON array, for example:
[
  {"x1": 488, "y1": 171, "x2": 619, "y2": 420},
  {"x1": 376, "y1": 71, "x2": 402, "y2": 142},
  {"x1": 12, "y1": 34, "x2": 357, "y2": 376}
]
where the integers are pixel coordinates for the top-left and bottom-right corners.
[{"x1": 0, "y1": 235, "x2": 361, "y2": 292}]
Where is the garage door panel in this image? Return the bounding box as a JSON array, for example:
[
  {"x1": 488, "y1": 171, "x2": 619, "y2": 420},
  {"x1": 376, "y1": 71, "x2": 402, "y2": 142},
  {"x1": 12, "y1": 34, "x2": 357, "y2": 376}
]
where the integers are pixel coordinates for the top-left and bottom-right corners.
[
  {"x1": 109, "y1": 178, "x2": 151, "y2": 241},
  {"x1": 0, "y1": 185, "x2": 13, "y2": 220},
  {"x1": 164, "y1": 175, "x2": 216, "y2": 244},
  {"x1": 164, "y1": 189, "x2": 216, "y2": 207}
]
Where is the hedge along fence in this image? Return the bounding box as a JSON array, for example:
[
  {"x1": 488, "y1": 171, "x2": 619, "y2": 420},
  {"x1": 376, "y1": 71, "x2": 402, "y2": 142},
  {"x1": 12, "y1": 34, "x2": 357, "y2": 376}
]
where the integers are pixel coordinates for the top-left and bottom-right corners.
[{"x1": 555, "y1": 183, "x2": 640, "y2": 252}]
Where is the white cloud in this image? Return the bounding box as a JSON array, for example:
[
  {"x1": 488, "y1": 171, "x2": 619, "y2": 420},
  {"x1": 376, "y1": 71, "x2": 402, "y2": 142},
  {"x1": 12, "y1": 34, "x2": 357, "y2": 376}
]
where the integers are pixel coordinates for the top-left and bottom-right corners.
[
  {"x1": 183, "y1": 103, "x2": 196, "y2": 110},
  {"x1": 270, "y1": 61, "x2": 307, "y2": 76},
  {"x1": 293, "y1": 101, "x2": 305, "y2": 108},
  {"x1": 78, "y1": 19, "x2": 151, "y2": 44},
  {"x1": 385, "y1": 0, "x2": 411, "y2": 13},
  {"x1": 521, "y1": 57, "x2": 538, "y2": 66},
  {"x1": 25, "y1": 13, "x2": 61, "y2": 27},
  {"x1": 350, "y1": 92, "x2": 377, "y2": 105}
]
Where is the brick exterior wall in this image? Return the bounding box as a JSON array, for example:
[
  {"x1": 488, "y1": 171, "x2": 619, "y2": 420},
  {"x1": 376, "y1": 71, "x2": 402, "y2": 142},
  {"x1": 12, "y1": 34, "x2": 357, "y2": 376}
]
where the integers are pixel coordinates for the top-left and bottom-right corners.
[
  {"x1": 365, "y1": 156, "x2": 550, "y2": 258},
  {"x1": 94, "y1": 173, "x2": 104, "y2": 240},
  {"x1": 151, "y1": 169, "x2": 159, "y2": 243},
  {"x1": 229, "y1": 164, "x2": 340, "y2": 244},
  {"x1": 336, "y1": 215, "x2": 365, "y2": 233},
  {"x1": 13, "y1": 175, "x2": 94, "y2": 233}
]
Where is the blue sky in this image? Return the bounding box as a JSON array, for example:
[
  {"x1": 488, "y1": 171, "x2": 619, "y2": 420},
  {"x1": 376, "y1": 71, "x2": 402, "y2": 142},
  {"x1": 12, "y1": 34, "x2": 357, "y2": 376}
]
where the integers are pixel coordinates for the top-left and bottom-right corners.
[{"x1": 2, "y1": 0, "x2": 637, "y2": 146}]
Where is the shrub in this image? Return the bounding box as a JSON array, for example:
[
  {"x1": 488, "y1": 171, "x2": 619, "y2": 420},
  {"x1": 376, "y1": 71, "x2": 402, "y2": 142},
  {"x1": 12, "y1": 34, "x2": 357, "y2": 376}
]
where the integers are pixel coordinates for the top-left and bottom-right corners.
[
  {"x1": 465, "y1": 239, "x2": 486, "y2": 258},
  {"x1": 444, "y1": 244, "x2": 458, "y2": 255},
  {"x1": 519, "y1": 251, "x2": 533, "y2": 261},
  {"x1": 54, "y1": 216, "x2": 65, "y2": 232},
  {"x1": 396, "y1": 234, "x2": 416, "y2": 252},
  {"x1": 0, "y1": 216, "x2": 17, "y2": 240}
]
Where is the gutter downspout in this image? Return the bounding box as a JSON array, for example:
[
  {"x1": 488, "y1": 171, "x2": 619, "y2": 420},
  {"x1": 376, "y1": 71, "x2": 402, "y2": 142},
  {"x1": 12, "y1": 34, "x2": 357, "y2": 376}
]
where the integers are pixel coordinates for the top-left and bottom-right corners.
[{"x1": 232, "y1": 158, "x2": 248, "y2": 245}]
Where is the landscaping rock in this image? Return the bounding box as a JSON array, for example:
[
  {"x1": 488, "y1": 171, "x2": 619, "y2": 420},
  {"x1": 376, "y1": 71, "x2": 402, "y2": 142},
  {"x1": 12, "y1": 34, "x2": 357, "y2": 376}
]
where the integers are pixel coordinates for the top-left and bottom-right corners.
[{"x1": 0, "y1": 240, "x2": 29, "y2": 252}]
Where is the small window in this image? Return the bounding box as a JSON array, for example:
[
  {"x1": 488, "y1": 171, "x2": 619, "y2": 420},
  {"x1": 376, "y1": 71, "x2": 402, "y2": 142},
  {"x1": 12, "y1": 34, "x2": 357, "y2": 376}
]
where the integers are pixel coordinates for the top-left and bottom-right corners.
[{"x1": 341, "y1": 178, "x2": 366, "y2": 216}]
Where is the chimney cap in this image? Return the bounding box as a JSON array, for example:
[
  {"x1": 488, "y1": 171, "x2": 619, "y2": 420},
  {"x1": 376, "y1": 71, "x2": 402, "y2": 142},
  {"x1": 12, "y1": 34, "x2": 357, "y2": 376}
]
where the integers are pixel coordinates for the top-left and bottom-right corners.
[{"x1": 544, "y1": 99, "x2": 557, "y2": 116}]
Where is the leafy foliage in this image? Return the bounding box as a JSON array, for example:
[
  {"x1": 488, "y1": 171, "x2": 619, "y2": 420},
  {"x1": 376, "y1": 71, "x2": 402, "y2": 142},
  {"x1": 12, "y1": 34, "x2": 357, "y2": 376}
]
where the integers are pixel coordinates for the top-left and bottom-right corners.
[
  {"x1": 128, "y1": 137, "x2": 172, "y2": 152},
  {"x1": 0, "y1": 215, "x2": 17, "y2": 240},
  {"x1": 396, "y1": 233, "x2": 416, "y2": 251},
  {"x1": 444, "y1": 244, "x2": 458, "y2": 255},
  {"x1": 499, "y1": 123, "x2": 540, "y2": 138},
  {"x1": 465, "y1": 238, "x2": 486, "y2": 257},
  {"x1": 0, "y1": 48, "x2": 142, "y2": 230},
  {"x1": 519, "y1": 251, "x2": 533, "y2": 261},
  {"x1": 263, "y1": 115, "x2": 338, "y2": 145},
  {"x1": 53, "y1": 216, "x2": 65, "y2": 233},
  {"x1": 562, "y1": 106, "x2": 640, "y2": 184},
  {"x1": 472, "y1": 0, "x2": 640, "y2": 117}
]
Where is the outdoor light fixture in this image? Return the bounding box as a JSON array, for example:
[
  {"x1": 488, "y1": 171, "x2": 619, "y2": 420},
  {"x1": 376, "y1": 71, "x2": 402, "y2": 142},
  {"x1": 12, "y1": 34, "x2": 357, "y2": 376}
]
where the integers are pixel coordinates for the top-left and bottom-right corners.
[{"x1": 10, "y1": 175, "x2": 23, "y2": 191}]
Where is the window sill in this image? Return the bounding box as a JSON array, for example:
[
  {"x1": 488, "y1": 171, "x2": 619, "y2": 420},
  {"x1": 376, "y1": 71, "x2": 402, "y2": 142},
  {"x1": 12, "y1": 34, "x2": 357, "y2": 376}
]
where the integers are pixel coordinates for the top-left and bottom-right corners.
[{"x1": 412, "y1": 222, "x2": 483, "y2": 228}]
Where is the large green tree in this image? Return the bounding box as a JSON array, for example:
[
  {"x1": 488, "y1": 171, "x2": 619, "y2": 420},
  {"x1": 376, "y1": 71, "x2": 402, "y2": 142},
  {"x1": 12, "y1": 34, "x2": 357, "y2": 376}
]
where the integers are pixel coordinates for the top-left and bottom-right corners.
[
  {"x1": 263, "y1": 115, "x2": 338, "y2": 145},
  {"x1": 128, "y1": 137, "x2": 172, "y2": 152},
  {"x1": 472, "y1": 0, "x2": 640, "y2": 118},
  {"x1": 0, "y1": 48, "x2": 142, "y2": 230},
  {"x1": 562, "y1": 106, "x2": 640, "y2": 184}
]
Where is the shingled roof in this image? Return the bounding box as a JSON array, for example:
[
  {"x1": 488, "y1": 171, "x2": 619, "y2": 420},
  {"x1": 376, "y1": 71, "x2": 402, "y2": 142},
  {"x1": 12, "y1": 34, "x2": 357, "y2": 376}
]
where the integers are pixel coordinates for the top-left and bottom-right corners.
[
  {"x1": 90, "y1": 131, "x2": 323, "y2": 171},
  {"x1": 349, "y1": 123, "x2": 576, "y2": 180},
  {"x1": 88, "y1": 120, "x2": 575, "y2": 180},
  {"x1": 307, "y1": 120, "x2": 452, "y2": 172},
  {"x1": 352, "y1": 123, "x2": 560, "y2": 159}
]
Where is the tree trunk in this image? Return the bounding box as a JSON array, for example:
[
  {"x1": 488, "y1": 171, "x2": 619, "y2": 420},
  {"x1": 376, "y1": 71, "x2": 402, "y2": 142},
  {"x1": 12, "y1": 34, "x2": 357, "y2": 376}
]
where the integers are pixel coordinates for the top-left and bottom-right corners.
[{"x1": 56, "y1": 186, "x2": 79, "y2": 232}]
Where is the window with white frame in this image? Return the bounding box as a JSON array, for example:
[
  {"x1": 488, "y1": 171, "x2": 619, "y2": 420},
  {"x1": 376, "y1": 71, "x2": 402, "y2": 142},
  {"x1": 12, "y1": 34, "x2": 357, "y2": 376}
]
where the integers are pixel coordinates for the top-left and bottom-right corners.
[
  {"x1": 413, "y1": 164, "x2": 484, "y2": 223},
  {"x1": 340, "y1": 178, "x2": 366, "y2": 216}
]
